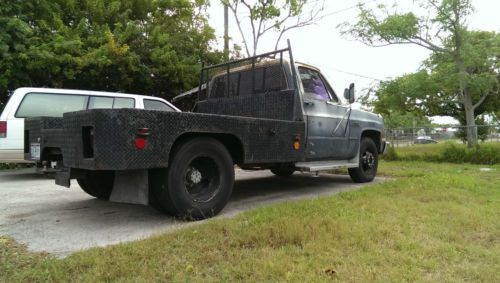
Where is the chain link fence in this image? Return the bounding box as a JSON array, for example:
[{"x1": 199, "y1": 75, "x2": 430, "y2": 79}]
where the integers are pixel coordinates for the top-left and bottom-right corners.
[{"x1": 385, "y1": 125, "x2": 500, "y2": 147}]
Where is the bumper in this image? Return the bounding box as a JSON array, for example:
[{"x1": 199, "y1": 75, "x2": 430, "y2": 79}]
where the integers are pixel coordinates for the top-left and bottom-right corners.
[{"x1": 0, "y1": 149, "x2": 34, "y2": 163}]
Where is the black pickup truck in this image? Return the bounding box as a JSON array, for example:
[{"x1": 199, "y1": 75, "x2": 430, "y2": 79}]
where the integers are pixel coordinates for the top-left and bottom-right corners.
[{"x1": 25, "y1": 43, "x2": 387, "y2": 219}]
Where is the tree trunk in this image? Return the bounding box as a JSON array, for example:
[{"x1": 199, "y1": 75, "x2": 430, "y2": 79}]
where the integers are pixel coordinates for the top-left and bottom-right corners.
[
  {"x1": 463, "y1": 94, "x2": 478, "y2": 148},
  {"x1": 455, "y1": 55, "x2": 478, "y2": 148}
]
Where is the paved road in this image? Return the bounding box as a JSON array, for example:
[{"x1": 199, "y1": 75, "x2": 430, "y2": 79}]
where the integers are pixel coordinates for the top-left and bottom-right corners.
[{"x1": 0, "y1": 168, "x2": 383, "y2": 257}]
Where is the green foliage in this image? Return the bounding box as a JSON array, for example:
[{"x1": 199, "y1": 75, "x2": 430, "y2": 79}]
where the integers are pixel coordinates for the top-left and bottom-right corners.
[
  {"x1": 346, "y1": 7, "x2": 419, "y2": 45},
  {"x1": 0, "y1": 163, "x2": 34, "y2": 170},
  {"x1": 440, "y1": 143, "x2": 468, "y2": 162},
  {"x1": 382, "y1": 145, "x2": 399, "y2": 161},
  {"x1": 385, "y1": 142, "x2": 500, "y2": 165},
  {"x1": 0, "y1": 0, "x2": 223, "y2": 104}
]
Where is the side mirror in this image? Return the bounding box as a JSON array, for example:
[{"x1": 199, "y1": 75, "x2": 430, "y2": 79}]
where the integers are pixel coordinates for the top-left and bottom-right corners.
[{"x1": 343, "y1": 83, "x2": 355, "y2": 104}]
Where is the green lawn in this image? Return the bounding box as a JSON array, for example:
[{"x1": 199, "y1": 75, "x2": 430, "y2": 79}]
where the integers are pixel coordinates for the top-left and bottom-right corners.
[{"x1": 1, "y1": 161, "x2": 499, "y2": 282}]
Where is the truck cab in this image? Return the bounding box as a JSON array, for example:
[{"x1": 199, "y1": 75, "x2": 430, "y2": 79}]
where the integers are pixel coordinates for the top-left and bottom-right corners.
[{"x1": 192, "y1": 57, "x2": 386, "y2": 178}]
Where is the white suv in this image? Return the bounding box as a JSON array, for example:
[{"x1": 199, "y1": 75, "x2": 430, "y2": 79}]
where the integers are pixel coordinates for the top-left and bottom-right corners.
[{"x1": 0, "y1": 87, "x2": 179, "y2": 163}]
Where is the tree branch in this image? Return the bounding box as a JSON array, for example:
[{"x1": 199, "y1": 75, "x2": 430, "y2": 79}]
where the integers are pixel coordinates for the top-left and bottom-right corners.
[
  {"x1": 227, "y1": 1, "x2": 251, "y2": 57},
  {"x1": 240, "y1": 0, "x2": 258, "y2": 56},
  {"x1": 473, "y1": 92, "x2": 489, "y2": 110},
  {"x1": 409, "y1": 36, "x2": 450, "y2": 53}
]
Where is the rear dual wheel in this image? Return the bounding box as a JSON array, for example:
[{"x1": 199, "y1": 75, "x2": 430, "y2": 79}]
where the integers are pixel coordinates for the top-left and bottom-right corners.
[
  {"x1": 77, "y1": 171, "x2": 115, "y2": 200},
  {"x1": 150, "y1": 138, "x2": 234, "y2": 220}
]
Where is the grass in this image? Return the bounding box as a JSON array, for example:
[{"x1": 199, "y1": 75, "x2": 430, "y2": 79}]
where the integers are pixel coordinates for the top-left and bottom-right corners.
[
  {"x1": 385, "y1": 142, "x2": 500, "y2": 164},
  {"x1": 1, "y1": 161, "x2": 500, "y2": 282},
  {"x1": 0, "y1": 163, "x2": 34, "y2": 170}
]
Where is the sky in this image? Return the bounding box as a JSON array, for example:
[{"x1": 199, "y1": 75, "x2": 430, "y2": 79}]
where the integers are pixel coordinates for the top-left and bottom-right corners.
[{"x1": 206, "y1": 0, "x2": 499, "y2": 124}]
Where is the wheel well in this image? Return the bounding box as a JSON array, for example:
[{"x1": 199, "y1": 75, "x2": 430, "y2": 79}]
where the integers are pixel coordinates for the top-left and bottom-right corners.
[
  {"x1": 362, "y1": 130, "x2": 381, "y2": 151},
  {"x1": 170, "y1": 133, "x2": 244, "y2": 164}
]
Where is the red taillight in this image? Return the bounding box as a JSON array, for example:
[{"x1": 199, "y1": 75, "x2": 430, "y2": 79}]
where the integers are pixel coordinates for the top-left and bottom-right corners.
[
  {"x1": 135, "y1": 128, "x2": 149, "y2": 149},
  {"x1": 0, "y1": 121, "x2": 6, "y2": 138},
  {"x1": 135, "y1": 138, "x2": 147, "y2": 149}
]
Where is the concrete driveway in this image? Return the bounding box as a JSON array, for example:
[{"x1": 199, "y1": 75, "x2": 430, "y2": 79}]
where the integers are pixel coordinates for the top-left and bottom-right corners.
[{"x1": 0, "y1": 168, "x2": 383, "y2": 257}]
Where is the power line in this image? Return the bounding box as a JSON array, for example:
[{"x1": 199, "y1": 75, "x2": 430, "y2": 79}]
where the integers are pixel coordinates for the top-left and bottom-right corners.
[
  {"x1": 330, "y1": 68, "x2": 384, "y2": 81},
  {"x1": 316, "y1": 0, "x2": 378, "y2": 21}
]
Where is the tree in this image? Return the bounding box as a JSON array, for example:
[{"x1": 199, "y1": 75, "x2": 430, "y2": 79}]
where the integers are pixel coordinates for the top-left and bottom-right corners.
[
  {"x1": 0, "y1": 0, "x2": 223, "y2": 104},
  {"x1": 222, "y1": 0, "x2": 324, "y2": 57},
  {"x1": 340, "y1": 0, "x2": 499, "y2": 147},
  {"x1": 368, "y1": 30, "x2": 499, "y2": 138},
  {"x1": 380, "y1": 111, "x2": 432, "y2": 129}
]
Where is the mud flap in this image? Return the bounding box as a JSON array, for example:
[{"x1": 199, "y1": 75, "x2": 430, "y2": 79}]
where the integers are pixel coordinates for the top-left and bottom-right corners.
[
  {"x1": 55, "y1": 170, "x2": 71, "y2": 188},
  {"x1": 109, "y1": 170, "x2": 149, "y2": 205}
]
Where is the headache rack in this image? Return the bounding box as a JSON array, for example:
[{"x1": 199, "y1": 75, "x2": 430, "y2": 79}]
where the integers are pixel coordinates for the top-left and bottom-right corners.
[{"x1": 198, "y1": 40, "x2": 299, "y2": 101}]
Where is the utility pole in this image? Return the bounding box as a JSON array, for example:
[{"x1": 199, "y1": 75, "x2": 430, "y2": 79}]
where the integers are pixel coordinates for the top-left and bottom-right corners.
[{"x1": 224, "y1": 3, "x2": 229, "y2": 60}]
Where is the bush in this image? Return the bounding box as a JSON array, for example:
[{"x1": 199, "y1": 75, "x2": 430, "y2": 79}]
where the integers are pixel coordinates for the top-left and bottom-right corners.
[
  {"x1": 382, "y1": 146, "x2": 399, "y2": 161},
  {"x1": 441, "y1": 143, "x2": 468, "y2": 163},
  {"x1": 0, "y1": 163, "x2": 35, "y2": 170},
  {"x1": 386, "y1": 142, "x2": 500, "y2": 165},
  {"x1": 469, "y1": 145, "x2": 500, "y2": 165}
]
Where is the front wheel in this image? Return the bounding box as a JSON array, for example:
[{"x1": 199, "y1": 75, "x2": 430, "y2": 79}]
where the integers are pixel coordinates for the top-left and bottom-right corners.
[
  {"x1": 151, "y1": 138, "x2": 234, "y2": 220},
  {"x1": 348, "y1": 138, "x2": 378, "y2": 183}
]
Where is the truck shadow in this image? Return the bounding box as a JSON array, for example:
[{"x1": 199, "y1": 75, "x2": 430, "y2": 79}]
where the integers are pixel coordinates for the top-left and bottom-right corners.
[{"x1": 231, "y1": 172, "x2": 354, "y2": 201}]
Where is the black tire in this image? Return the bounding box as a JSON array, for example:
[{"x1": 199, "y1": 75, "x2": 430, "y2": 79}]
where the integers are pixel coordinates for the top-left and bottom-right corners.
[
  {"x1": 348, "y1": 138, "x2": 379, "y2": 183},
  {"x1": 270, "y1": 165, "x2": 295, "y2": 177},
  {"x1": 148, "y1": 168, "x2": 177, "y2": 216},
  {"x1": 151, "y1": 137, "x2": 234, "y2": 220},
  {"x1": 77, "y1": 171, "x2": 115, "y2": 200}
]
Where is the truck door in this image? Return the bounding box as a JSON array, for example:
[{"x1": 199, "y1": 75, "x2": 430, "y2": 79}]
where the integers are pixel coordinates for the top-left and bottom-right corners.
[{"x1": 299, "y1": 67, "x2": 351, "y2": 160}]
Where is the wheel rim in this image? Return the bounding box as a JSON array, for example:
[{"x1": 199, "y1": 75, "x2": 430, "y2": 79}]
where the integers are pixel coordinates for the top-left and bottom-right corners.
[
  {"x1": 361, "y1": 150, "x2": 376, "y2": 171},
  {"x1": 184, "y1": 156, "x2": 221, "y2": 203}
]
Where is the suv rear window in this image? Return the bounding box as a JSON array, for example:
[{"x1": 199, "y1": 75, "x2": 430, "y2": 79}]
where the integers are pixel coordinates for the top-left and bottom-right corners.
[
  {"x1": 113, "y1": 97, "x2": 135, "y2": 109},
  {"x1": 16, "y1": 93, "x2": 88, "y2": 118},
  {"x1": 88, "y1": 96, "x2": 135, "y2": 109}
]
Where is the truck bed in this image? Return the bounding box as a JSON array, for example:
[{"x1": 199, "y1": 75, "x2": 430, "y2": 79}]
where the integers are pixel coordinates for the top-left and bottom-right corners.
[{"x1": 26, "y1": 108, "x2": 306, "y2": 171}]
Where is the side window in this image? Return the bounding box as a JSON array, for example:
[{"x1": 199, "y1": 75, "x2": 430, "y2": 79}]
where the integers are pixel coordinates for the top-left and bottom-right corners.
[
  {"x1": 88, "y1": 96, "x2": 114, "y2": 109},
  {"x1": 144, "y1": 99, "x2": 174, "y2": 111},
  {"x1": 298, "y1": 67, "x2": 338, "y2": 102},
  {"x1": 15, "y1": 93, "x2": 88, "y2": 118},
  {"x1": 113, "y1": 98, "x2": 135, "y2": 109}
]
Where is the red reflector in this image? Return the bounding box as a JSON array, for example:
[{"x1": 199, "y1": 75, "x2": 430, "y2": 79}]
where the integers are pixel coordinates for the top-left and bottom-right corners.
[
  {"x1": 0, "y1": 121, "x2": 6, "y2": 138},
  {"x1": 135, "y1": 138, "x2": 147, "y2": 149}
]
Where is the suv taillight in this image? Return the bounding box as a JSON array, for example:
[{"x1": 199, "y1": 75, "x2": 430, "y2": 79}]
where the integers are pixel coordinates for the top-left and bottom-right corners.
[{"x1": 0, "y1": 121, "x2": 6, "y2": 138}]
